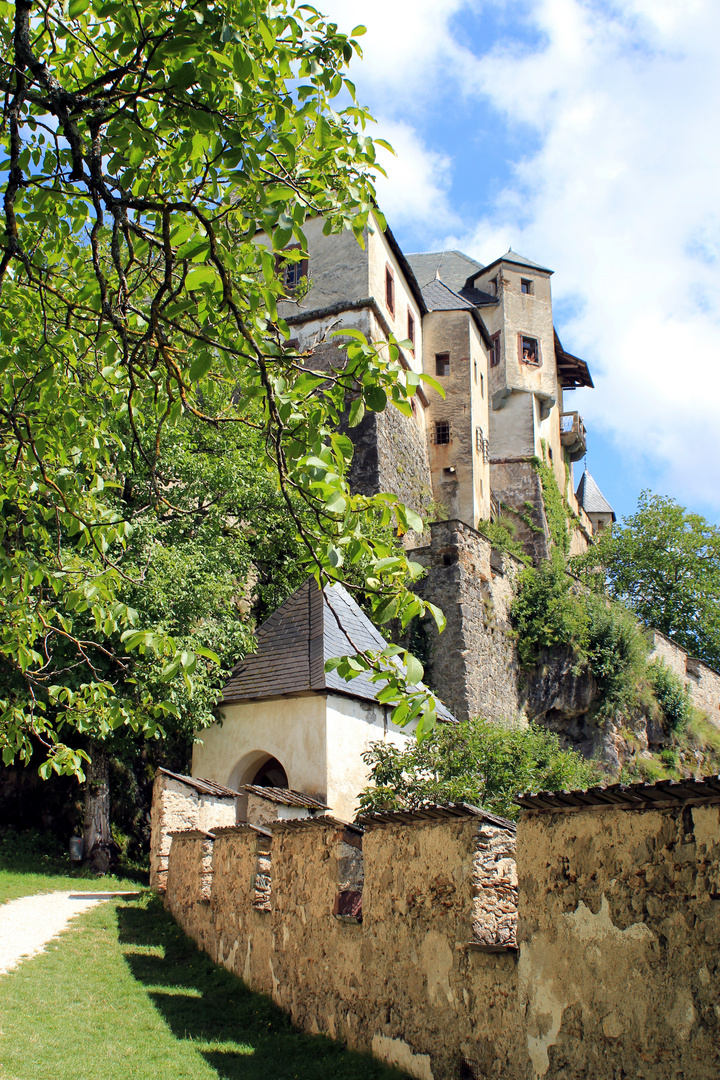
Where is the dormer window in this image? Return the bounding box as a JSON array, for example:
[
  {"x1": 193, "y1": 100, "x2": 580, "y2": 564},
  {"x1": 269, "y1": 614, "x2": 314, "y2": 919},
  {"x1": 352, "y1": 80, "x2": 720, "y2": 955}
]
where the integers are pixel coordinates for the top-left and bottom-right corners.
[
  {"x1": 407, "y1": 310, "x2": 415, "y2": 351},
  {"x1": 435, "y1": 353, "x2": 450, "y2": 376},
  {"x1": 385, "y1": 265, "x2": 395, "y2": 316},
  {"x1": 519, "y1": 334, "x2": 540, "y2": 365},
  {"x1": 521, "y1": 279, "x2": 533, "y2": 295}
]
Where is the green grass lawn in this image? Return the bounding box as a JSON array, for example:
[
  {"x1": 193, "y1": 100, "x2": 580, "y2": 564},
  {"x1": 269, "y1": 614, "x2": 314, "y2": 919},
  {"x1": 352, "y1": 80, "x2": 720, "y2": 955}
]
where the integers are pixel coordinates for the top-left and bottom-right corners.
[{"x1": 0, "y1": 885, "x2": 409, "y2": 1080}]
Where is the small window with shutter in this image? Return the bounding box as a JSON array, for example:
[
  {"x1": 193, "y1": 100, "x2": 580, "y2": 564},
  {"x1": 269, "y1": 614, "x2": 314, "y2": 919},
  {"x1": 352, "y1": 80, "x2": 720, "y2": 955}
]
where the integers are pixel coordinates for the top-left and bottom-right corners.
[
  {"x1": 407, "y1": 310, "x2": 415, "y2": 351},
  {"x1": 385, "y1": 265, "x2": 395, "y2": 315}
]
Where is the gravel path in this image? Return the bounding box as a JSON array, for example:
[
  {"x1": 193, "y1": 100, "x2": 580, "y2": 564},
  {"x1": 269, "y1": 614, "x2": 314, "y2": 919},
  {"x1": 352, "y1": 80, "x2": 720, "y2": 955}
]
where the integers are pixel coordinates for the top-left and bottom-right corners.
[{"x1": 0, "y1": 890, "x2": 140, "y2": 976}]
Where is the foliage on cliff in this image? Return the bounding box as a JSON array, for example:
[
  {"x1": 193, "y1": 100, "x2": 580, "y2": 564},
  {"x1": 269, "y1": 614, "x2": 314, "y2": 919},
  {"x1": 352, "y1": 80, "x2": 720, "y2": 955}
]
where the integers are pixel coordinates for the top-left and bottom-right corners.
[
  {"x1": 573, "y1": 492, "x2": 720, "y2": 669},
  {"x1": 0, "y1": 0, "x2": 443, "y2": 779},
  {"x1": 511, "y1": 551, "x2": 692, "y2": 736},
  {"x1": 359, "y1": 718, "x2": 601, "y2": 821}
]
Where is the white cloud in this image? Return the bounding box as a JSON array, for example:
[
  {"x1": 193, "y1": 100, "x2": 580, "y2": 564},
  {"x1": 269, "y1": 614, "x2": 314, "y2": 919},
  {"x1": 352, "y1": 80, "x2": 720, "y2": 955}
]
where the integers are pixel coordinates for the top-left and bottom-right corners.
[
  {"x1": 453, "y1": 0, "x2": 720, "y2": 509},
  {"x1": 369, "y1": 120, "x2": 460, "y2": 237},
  {"x1": 319, "y1": 0, "x2": 470, "y2": 103}
]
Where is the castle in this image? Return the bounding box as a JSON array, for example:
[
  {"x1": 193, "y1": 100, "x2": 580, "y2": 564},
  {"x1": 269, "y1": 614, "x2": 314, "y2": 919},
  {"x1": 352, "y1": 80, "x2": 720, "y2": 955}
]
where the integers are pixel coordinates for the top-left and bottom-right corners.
[
  {"x1": 276, "y1": 214, "x2": 612, "y2": 559},
  {"x1": 151, "y1": 219, "x2": 720, "y2": 1080},
  {"x1": 187, "y1": 215, "x2": 720, "y2": 817}
]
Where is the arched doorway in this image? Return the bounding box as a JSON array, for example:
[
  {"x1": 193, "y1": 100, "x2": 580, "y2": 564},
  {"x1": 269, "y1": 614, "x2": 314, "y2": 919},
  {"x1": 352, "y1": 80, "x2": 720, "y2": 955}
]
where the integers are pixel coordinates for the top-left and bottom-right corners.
[
  {"x1": 251, "y1": 756, "x2": 288, "y2": 788},
  {"x1": 227, "y1": 751, "x2": 289, "y2": 791}
]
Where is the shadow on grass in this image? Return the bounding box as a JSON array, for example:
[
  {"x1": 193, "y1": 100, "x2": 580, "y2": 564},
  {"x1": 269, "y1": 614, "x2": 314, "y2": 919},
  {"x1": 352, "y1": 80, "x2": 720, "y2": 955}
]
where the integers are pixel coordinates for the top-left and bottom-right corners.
[{"x1": 117, "y1": 897, "x2": 408, "y2": 1080}]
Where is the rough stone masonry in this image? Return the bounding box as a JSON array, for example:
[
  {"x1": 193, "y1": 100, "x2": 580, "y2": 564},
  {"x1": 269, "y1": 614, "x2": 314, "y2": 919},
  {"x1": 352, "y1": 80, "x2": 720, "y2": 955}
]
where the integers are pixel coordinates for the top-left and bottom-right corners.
[{"x1": 159, "y1": 775, "x2": 720, "y2": 1080}]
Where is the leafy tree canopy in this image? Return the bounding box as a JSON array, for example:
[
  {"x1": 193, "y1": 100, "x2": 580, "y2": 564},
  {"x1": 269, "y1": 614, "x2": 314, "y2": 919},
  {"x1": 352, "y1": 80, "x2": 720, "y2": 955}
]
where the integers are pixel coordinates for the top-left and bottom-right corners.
[
  {"x1": 573, "y1": 492, "x2": 720, "y2": 668},
  {"x1": 358, "y1": 718, "x2": 601, "y2": 822},
  {"x1": 0, "y1": 0, "x2": 444, "y2": 778}
]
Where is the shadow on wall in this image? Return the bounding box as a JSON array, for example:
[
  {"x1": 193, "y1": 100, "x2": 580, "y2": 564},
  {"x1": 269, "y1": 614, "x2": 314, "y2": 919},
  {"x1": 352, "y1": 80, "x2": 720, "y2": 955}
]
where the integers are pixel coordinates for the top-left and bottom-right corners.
[{"x1": 115, "y1": 897, "x2": 410, "y2": 1080}]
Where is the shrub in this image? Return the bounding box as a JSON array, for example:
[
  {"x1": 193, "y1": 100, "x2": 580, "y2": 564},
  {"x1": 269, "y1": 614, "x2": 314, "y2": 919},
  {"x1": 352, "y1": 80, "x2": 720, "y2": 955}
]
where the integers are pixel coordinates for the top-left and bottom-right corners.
[
  {"x1": 648, "y1": 659, "x2": 692, "y2": 732},
  {"x1": 359, "y1": 717, "x2": 601, "y2": 821}
]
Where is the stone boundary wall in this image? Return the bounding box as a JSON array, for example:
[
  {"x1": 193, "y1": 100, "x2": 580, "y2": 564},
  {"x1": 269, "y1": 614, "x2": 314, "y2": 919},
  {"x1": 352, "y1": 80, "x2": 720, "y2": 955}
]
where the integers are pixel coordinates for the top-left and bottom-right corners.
[
  {"x1": 516, "y1": 799, "x2": 720, "y2": 1080},
  {"x1": 149, "y1": 771, "x2": 237, "y2": 891},
  {"x1": 165, "y1": 811, "x2": 523, "y2": 1080},
  {"x1": 163, "y1": 786, "x2": 720, "y2": 1080},
  {"x1": 649, "y1": 630, "x2": 720, "y2": 726}
]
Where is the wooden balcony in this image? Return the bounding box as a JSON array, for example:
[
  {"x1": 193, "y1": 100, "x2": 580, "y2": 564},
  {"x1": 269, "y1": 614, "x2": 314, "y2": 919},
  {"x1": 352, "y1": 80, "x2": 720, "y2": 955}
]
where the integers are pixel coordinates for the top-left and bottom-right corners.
[{"x1": 560, "y1": 412, "x2": 587, "y2": 462}]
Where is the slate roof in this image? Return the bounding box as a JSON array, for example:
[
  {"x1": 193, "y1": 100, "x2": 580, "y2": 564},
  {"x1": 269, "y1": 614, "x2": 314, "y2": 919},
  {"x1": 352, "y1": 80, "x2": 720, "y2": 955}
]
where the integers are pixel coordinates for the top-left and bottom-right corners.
[
  {"x1": 406, "y1": 249, "x2": 483, "y2": 292},
  {"x1": 421, "y1": 278, "x2": 476, "y2": 312},
  {"x1": 471, "y1": 248, "x2": 553, "y2": 277},
  {"x1": 158, "y1": 768, "x2": 238, "y2": 799},
  {"x1": 576, "y1": 471, "x2": 615, "y2": 518},
  {"x1": 240, "y1": 785, "x2": 330, "y2": 810},
  {"x1": 220, "y1": 578, "x2": 456, "y2": 721},
  {"x1": 517, "y1": 775, "x2": 720, "y2": 814}
]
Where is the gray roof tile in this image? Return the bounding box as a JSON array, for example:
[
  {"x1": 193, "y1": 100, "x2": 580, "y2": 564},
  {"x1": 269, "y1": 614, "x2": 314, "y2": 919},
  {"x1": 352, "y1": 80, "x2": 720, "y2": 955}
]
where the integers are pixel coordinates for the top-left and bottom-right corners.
[
  {"x1": 576, "y1": 471, "x2": 615, "y2": 517},
  {"x1": 220, "y1": 578, "x2": 456, "y2": 722},
  {"x1": 421, "y1": 278, "x2": 476, "y2": 312}
]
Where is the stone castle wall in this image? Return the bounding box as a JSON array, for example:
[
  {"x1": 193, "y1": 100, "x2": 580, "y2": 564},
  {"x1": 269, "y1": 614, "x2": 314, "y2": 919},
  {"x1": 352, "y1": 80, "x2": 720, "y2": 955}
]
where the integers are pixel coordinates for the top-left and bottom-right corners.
[
  {"x1": 409, "y1": 520, "x2": 523, "y2": 723},
  {"x1": 162, "y1": 785, "x2": 720, "y2": 1080}
]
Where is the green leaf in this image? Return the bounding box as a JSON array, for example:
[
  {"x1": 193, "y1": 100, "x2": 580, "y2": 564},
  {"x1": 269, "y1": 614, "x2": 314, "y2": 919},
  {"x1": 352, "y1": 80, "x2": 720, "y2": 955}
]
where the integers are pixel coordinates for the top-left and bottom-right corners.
[
  {"x1": 68, "y1": 0, "x2": 90, "y2": 16},
  {"x1": 189, "y1": 351, "x2": 213, "y2": 382},
  {"x1": 404, "y1": 654, "x2": 424, "y2": 686},
  {"x1": 365, "y1": 386, "x2": 387, "y2": 412}
]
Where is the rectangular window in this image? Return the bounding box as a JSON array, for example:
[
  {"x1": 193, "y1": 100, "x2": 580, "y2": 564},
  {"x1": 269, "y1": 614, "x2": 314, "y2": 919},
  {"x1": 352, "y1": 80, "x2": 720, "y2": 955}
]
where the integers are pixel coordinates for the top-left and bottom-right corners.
[
  {"x1": 385, "y1": 265, "x2": 395, "y2": 315},
  {"x1": 480, "y1": 373, "x2": 484, "y2": 398},
  {"x1": 519, "y1": 335, "x2": 540, "y2": 365},
  {"x1": 434, "y1": 420, "x2": 450, "y2": 445},
  {"x1": 276, "y1": 247, "x2": 308, "y2": 293},
  {"x1": 407, "y1": 310, "x2": 415, "y2": 351},
  {"x1": 490, "y1": 333, "x2": 501, "y2": 368},
  {"x1": 521, "y1": 278, "x2": 533, "y2": 295},
  {"x1": 435, "y1": 352, "x2": 450, "y2": 376},
  {"x1": 473, "y1": 360, "x2": 477, "y2": 383}
]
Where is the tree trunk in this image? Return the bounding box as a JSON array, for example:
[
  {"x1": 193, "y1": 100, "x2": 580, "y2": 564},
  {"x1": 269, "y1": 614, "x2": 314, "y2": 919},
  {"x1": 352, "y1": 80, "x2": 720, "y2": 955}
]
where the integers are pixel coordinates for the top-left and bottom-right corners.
[{"x1": 83, "y1": 744, "x2": 114, "y2": 874}]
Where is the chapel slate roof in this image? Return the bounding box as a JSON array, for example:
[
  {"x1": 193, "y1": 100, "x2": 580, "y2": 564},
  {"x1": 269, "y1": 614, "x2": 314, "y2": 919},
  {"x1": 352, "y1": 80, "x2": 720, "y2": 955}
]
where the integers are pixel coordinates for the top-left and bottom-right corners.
[
  {"x1": 219, "y1": 578, "x2": 456, "y2": 721},
  {"x1": 576, "y1": 470, "x2": 615, "y2": 518}
]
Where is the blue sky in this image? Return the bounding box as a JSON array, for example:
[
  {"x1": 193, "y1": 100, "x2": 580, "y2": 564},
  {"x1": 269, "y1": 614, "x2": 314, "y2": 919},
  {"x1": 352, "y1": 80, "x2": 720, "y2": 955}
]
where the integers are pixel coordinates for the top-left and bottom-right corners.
[{"x1": 322, "y1": 0, "x2": 720, "y2": 525}]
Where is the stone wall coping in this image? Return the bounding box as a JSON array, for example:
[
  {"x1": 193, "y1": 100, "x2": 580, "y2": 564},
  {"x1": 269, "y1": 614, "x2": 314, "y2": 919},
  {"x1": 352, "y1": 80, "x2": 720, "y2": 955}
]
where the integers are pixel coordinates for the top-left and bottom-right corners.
[
  {"x1": 270, "y1": 815, "x2": 363, "y2": 834},
  {"x1": 357, "y1": 803, "x2": 516, "y2": 832},
  {"x1": 517, "y1": 774, "x2": 720, "y2": 814},
  {"x1": 213, "y1": 823, "x2": 273, "y2": 838},
  {"x1": 158, "y1": 768, "x2": 238, "y2": 800},
  {"x1": 423, "y1": 518, "x2": 526, "y2": 575},
  {"x1": 168, "y1": 828, "x2": 217, "y2": 840}
]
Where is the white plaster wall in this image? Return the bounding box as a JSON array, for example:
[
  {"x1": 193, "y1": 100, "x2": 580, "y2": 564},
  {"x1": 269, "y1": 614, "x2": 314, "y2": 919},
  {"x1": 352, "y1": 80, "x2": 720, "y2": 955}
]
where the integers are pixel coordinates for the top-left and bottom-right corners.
[
  {"x1": 192, "y1": 693, "x2": 328, "y2": 804},
  {"x1": 469, "y1": 318, "x2": 491, "y2": 523},
  {"x1": 367, "y1": 218, "x2": 424, "y2": 376},
  {"x1": 269, "y1": 216, "x2": 370, "y2": 316},
  {"x1": 325, "y1": 693, "x2": 414, "y2": 821}
]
